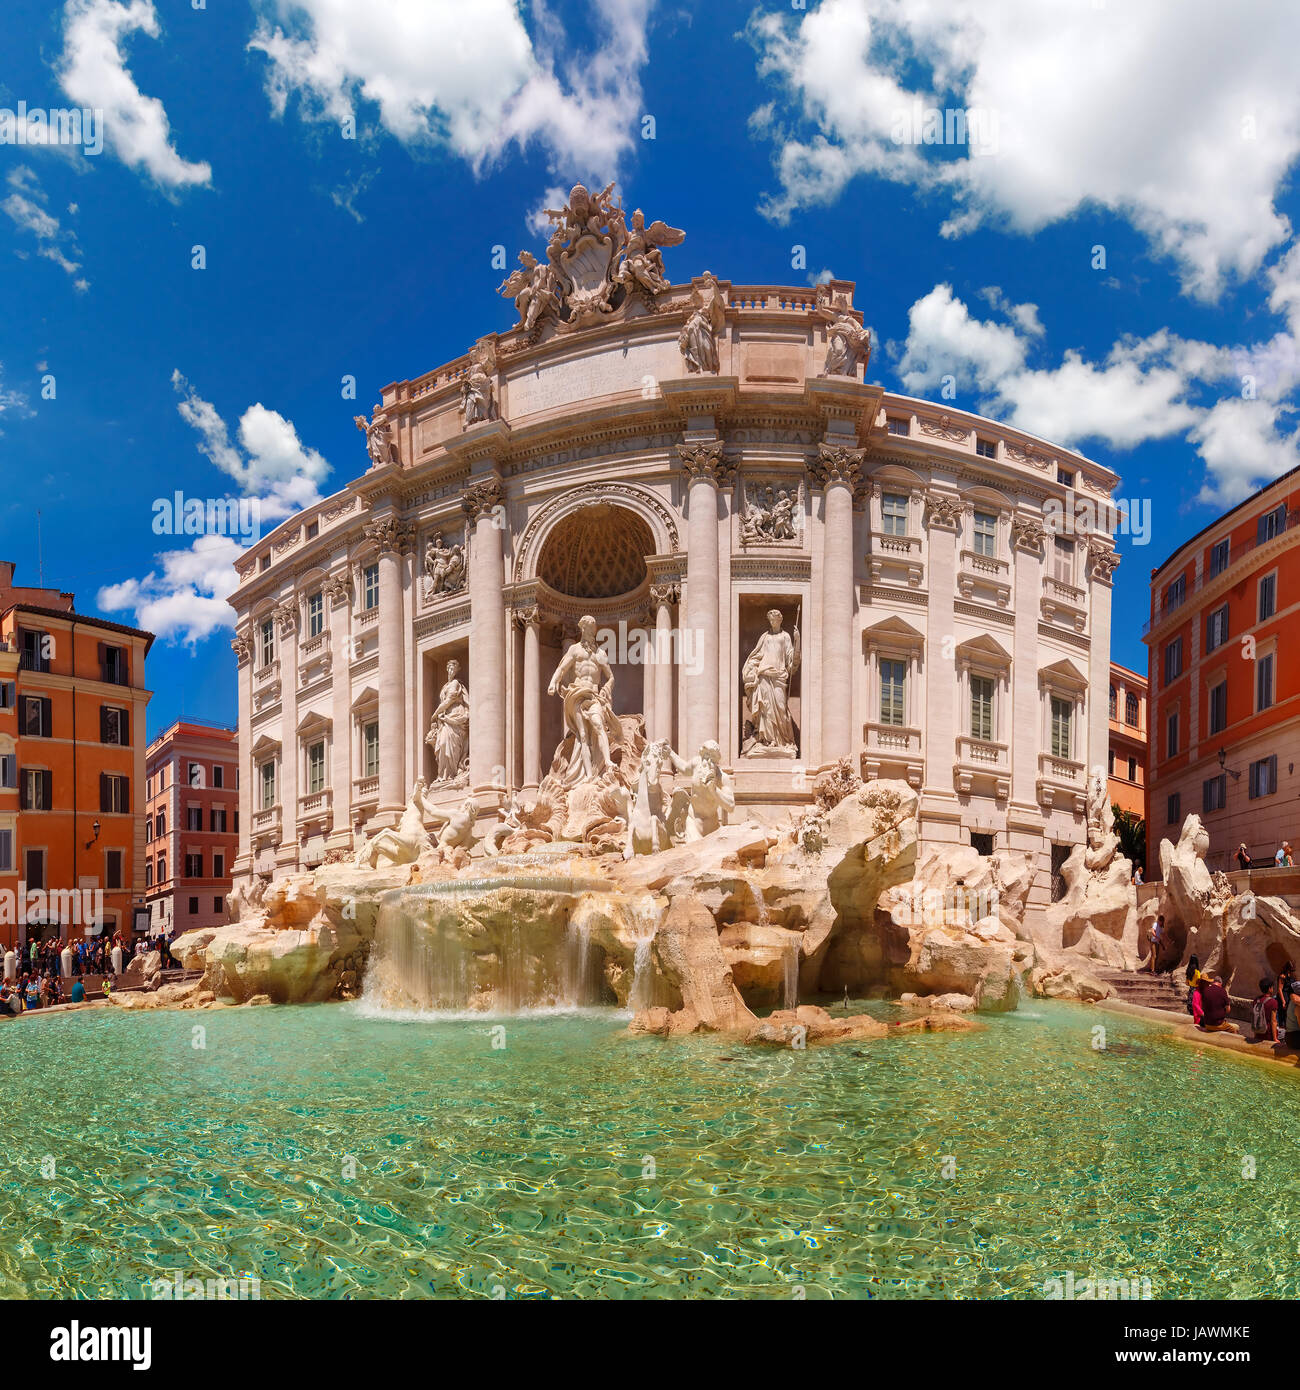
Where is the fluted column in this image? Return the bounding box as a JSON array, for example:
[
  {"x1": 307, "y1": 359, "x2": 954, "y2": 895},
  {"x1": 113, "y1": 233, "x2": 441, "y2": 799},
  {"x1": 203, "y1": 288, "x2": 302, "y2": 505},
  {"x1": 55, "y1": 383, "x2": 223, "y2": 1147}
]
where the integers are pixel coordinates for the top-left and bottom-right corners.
[
  {"x1": 1086, "y1": 539, "x2": 1119, "y2": 780},
  {"x1": 678, "y1": 442, "x2": 730, "y2": 755},
  {"x1": 813, "y1": 442, "x2": 862, "y2": 764},
  {"x1": 366, "y1": 516, "x2": 411, "y2": 822},
  {"x1": 466, "y1": 476, "x2": 507, "y2": 794},
  {"x1": 651, "y1": 582, "x2": 678, "y2": 745},
  {"x1": 231, "y1": 633, "x2": 253, "y2": 879},
  {"x1": 518, "y1": 605, "x2": 541, "y2": 792},
  {"x1": 326, "y1": 574, "x2": 353, "y2": 844},
  {"x1": 273, "y1": 598, "x2": 300, "y2": 864}
]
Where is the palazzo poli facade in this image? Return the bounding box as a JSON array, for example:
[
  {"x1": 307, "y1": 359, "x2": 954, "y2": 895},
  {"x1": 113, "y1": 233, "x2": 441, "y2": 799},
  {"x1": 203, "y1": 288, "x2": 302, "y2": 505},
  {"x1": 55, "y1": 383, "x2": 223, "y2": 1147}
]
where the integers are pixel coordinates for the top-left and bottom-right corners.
[{"x1": 229, "y1": 187, "x2": 1121, "y2": 917}]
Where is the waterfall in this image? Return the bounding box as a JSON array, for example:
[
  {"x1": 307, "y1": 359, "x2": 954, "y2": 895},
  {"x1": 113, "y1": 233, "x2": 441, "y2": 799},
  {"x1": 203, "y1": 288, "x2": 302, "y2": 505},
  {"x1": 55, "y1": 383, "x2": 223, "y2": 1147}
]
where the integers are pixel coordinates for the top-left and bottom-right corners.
[{"x1": 627, "y1": 896, "x2": 661, "y2": 1012}]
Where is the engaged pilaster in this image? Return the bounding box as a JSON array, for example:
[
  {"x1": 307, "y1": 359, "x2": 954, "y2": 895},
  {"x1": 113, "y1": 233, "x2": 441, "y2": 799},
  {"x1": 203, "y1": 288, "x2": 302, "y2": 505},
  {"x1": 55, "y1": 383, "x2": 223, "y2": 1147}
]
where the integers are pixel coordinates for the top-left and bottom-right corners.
[
  {"x1": 677, "y1": 441, "x2": 732, "y2": 754},
  {"x1": 465, "y1": 475, "x2": 508, "y2": 795},
  {"x1": 811, "y1": 441, "x2": 863, "y2": 764},
  {"x1": 365, "y1": 515, "x2": 413, "y2": 821}
]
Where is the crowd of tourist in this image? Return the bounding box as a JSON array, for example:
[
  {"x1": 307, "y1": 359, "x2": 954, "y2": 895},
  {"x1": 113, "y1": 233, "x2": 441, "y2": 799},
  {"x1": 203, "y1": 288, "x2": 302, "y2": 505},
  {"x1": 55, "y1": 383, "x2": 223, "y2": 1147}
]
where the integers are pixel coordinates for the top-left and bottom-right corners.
[
  {"x1": 1233, "y1": 841, "x2": 1295, "y2": 869},
  {"x1": 1180, "y1": 953, "x2": 1300, "y2": 1051},
  {"x1": 1, "y1": 931, "x2": 177, "y2": 1017}
]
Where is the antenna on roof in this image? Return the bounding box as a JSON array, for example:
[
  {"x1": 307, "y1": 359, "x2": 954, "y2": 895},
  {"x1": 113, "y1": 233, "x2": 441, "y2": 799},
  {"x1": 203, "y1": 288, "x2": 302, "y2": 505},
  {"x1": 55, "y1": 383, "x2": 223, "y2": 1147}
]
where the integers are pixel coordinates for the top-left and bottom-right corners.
[{"x1": 36, "y1": 510, "x2": 43, "y2": 587}]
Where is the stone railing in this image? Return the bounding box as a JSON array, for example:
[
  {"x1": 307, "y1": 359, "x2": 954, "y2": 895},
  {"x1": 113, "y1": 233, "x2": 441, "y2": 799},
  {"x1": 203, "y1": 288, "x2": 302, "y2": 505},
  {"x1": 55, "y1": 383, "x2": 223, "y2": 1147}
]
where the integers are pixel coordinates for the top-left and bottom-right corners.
[
  {"x1": 1038, "y1": 752, "x2": 1084, "y2": 784},
  {"x1": 864, "y1": 721, "x2": 922, "y2": 753},
  {"x1": 356, "y1": 608, "x2": 379, "y2": 629},
  {"x1": 299, "y1": 789, "x2": 332, "y2": 819},
  {"x1": 957, "y1": 736, "x2": 1008, "y2": 767},
  {"x1": 253, "y1": 806, "x2": 280, "y2": 830},
  {"x1": 352, "y1": 775, "x2": 379, "y2": 801},
  {"x1": 254, "y1": 659, "x2": 280, "y2": 687}
]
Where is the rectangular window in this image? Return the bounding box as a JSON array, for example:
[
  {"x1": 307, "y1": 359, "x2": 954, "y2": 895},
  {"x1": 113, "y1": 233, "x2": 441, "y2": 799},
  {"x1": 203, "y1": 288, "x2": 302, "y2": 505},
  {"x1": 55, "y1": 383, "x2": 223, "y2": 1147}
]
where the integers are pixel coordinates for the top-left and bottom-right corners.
[
  {"x1": 157, "y1": 855, "x2": 167, "y2": 883},
  {"x1": 1249, "y1": 755, "x2": 1279, "y2": 800},
  {"x1": 25, "y1": 848, "x2": 44, "y2": 890},
  {"x1": 973, "y1": 511, "x2": 997, "y2": 557},
  {"x1": 886, "y1": 417, "x2": 909, "y2": 436},
  {"x1": 0, "y1": 829, "x2": 11, "y2": 872},
  {"x1": 307, "y1": 740, "x2": 326, "y2": 795},
  {"x1": 1257, "y1": 653, "x2": 1275, "y2": 712},
  {"x1": 101, "y1": 706, "x2": 129, "y2": 745},
  {"x1": 214, "y1": 896, "x2": 225, "y2": 915},
  {"x1": 1165, "y1": 575, "x2": 1186, "y2": 610},
  {"x1": 1057, "y1": 467, "x2": 1075, "y2": 488},
  {"x1": 260, "y1": 619, "x2": 275, "y2": 666},
  {"x1": 1050, "y1": 696, "x2": 1072, "y2": 759},
  {"x1": 1052, "y1": 537, "x2": 1075, "y2": 583},
  {"x1": 1108, "y1": 748, "x2": 1116, "y2": 775},
  {"x1": 1259, "y1": 573, "x2": 1277, "y2": 622},
  {"x1": 970, "y1": 675, "x2": 995, "y2": 743},
  {"x1": 1167, "y1": 792, "x2": 1181, "y2": 826},
  {"x1": 363, "y1": 722, "x2": 380, "y2": 778},
  {"x1": 187, "y1": 761, "x2": 203, "y2": 788},
  {"x1": 144, "y1": 861, "x2": 153, "y2": 889},
  {"x1": 188, "y1": 897, "x2": 199, "y2": 916},
  {"x1": 211, "y1": 807, "x2": 227, "y2": 834},
  {"x1": 307, "y1": 591, "x2": 324, "y2": 638},
  {"x1": 363, "y1": 564, "x2": 380, "y2": 611},
  {"x1": 1206, "y1": 605, "x2": 1229, "y2": 652},
  {"x1": 1166, "y1": 710, "x2": 1179, "y2": 759},
  {"x1": 881, "y1": 493, "x2": 909, "y2": 536},
  {"x1": 306, "y1": 521, "x2": 319, "y2": 540},
  {"x1": 213, "y1": 853, "x2": 225, "y2": 879},
  {"x1": 21, "y1": 768, "x2": 52, "y2": 810},
  {"x1": 0, "y1": 754, "x2": 15, "y2": 789},
  {"x1": 187, "y1": 807, "x2": 202, "y2": 832},
  {"x1": 1258, "y1": 504, "x2": 1287, "y2": 543},
  {"x1": 101, "y1": 645, "x2": 127, "y2": 685},
  {"x1": 1208, "y1": 680, "x2": 1227, "y2": 736},
  {"x1": 879, "y1": 659, "x2": 906, "y2": 727},
  {"x1": 1202, "y1": 774, "x2": 1227, "y2": 814},
  {"x1": 212, "y1": 764, "x2": 224, "y2": 789},
  {"x1": 1163, "y1": 637, "x2": 1183, "y2": 686},
  {"x1": 975, "y1": 437, "x2": 996, "y2": 459},
  {"x1": 21, "y1": 695, "x2": 52, "y2": 737},
  {"x1": 100, "y1": 774, "x2": 129, "y2": 814},
  {"x1": 261, "y1": 760, "x2": 277, "y2": 811},
  {"x1": 105, "y1": 849, "x2": 123, "y2": 891},
  {"x1": 0, "y1": 680, "x2": 13, "y2": 709},
  {"x1": 20, "y1": 629, "x2": 50, "y2": 673},
  {"x1": 1209, "y1": 538, "x2": 1230, "y2": 576},
  {"x1": 185, "y1": 853, "x2": 203, "y2": 878},
  {"x1": 1127, "y1": 756, "x2": 1137, "y2": 782}
]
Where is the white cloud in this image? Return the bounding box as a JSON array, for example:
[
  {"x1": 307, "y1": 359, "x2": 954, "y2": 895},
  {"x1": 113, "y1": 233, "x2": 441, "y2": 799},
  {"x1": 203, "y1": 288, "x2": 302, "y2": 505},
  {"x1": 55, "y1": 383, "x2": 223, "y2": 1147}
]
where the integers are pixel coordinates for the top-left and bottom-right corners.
[
  {"x1": 2, "y1": 166, "x2": 84, "y2": 283},
  {"x1": 98, "y1": 535, "x2": 243, "y2": 646},
  {"x1": 58, "y1": 0, "x2": 211, "y2": 188},
  {"x1": 749, "y1": 0, "x2": 1300, "y2": 298},
  {"x1": 891, "y1": 282, "x2": 1299, "y2": 502},
  {"x1": 98, "y1": 376, "x2": 331, "y2": 644},
  {"x1": 248, "y1": 0, "x2": 652, "y2": 180}
]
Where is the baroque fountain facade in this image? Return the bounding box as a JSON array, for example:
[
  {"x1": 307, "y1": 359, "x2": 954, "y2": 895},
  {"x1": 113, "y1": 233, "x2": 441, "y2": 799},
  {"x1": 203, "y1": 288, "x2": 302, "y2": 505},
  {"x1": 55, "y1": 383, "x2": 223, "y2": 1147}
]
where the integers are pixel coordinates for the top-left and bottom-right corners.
[{"x1": 180, "y1": 184, "x2": 1144, "y2": 1029}]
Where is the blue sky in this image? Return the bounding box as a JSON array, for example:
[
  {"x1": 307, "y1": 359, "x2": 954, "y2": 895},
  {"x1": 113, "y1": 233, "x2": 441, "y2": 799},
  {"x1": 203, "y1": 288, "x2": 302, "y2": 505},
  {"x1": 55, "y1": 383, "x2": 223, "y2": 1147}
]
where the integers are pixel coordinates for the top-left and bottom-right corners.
[{"x1": 3, "y1": 0, "x2": 1299, "y2": 738}]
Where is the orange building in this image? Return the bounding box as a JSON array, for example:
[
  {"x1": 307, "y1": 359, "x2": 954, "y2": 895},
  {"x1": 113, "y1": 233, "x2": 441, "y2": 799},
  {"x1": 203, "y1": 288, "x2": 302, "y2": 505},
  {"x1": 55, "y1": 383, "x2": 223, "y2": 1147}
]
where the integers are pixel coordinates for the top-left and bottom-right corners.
[
  {"x1": 1107, "y1": 661, "x2": 1147, "y2": 817},
  {"x1": 1145, "y1": 465, "x2": 1300, "y2": 876},
  {"x1": 145, "y1": 720, "x2": 238, "y2": 938},
  {"x1": 0, "y1": 560, "x2": 153, "y2": 950}
]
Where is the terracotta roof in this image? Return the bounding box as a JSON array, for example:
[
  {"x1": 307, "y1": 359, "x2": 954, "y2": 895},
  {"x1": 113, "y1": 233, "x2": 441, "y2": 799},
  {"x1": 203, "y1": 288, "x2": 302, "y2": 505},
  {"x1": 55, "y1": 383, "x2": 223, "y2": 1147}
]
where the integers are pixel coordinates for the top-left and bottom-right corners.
[{"x1": 3, "y1": 602, "x2": 156, "y2": 655}]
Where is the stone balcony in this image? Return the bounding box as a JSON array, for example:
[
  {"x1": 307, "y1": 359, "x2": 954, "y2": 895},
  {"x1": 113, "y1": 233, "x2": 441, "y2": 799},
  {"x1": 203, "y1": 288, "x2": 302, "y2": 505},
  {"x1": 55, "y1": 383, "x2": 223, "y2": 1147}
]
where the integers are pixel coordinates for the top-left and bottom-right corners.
[
  {"x1": 1036, "y1": 753, "x2": 1087, "y2": 813},
  {"x1": 956, "y1": 548, "x2": 1011, "y2": 607},
  {"x1": 1040, "y1": 577, "x2": 1088, "y2": 632},
  {"x1": 298, "y1": 631, "x2": 332, "y2": 685},
  {"x1": 298, "y1": 788, "x2": 332, "y2": 823},
  {"x1": 252, "y1": 805, "x2": 281, "y2": 835},
  {"x1": 861, "y1": 721, "x2": 924, "y2": 787},
  {"x1": 954, "y1": 735, "x2": 1010, "y2": 800},
  {"x1": 352, "y1": 774, "x2": 379, "y2": 804},
  {"x1": 356, "y1": 607, "x2": 379, "y2": 630},
  {"x1": 867, "y1": 531, "x2": 924, "y2": 587}
]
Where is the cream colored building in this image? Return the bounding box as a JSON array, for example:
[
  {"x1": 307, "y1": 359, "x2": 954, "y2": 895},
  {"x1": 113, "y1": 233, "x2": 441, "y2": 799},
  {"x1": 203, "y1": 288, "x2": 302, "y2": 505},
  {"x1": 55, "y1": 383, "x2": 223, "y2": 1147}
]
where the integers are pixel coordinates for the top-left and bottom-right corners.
[{"x1": 228, "y1": 199, "x2": 1121, "y2": 917}]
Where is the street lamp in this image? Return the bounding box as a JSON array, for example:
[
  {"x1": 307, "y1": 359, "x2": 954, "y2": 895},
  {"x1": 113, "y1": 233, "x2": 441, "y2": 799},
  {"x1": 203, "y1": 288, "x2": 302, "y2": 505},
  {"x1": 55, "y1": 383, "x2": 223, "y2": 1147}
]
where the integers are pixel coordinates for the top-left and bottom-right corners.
[
  {"x1": 84, "y1": 819, "x2": 101, "y2": 850},
  {"x1": 1217, "y1": 748, "x2": 1241, "y2": 781}
]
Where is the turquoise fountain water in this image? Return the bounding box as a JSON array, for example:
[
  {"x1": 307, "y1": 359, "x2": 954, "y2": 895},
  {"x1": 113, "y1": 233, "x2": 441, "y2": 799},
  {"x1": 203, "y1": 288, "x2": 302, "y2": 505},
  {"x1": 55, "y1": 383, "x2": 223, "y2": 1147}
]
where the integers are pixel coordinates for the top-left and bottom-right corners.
[{"x1": 3, "y1": 1000, "x2": 1297, "y2": 1299}]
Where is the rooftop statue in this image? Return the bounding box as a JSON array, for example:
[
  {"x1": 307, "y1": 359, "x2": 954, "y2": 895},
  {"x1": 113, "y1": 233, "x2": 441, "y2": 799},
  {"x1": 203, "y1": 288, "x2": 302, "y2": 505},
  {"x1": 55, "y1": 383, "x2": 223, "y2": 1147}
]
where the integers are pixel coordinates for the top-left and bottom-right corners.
[
  {"x1": 819, "y1": 311, "x2": 871, "y2": 379},
  {"x1": 679, "y1": 272, "x2": 724, "y2": 374},
  {"x1": 499, "y1": 183, "x2": 685, "y2": 333},
  {"x1": 354, "y1": 410, "x2": 397, "y2": 470}
]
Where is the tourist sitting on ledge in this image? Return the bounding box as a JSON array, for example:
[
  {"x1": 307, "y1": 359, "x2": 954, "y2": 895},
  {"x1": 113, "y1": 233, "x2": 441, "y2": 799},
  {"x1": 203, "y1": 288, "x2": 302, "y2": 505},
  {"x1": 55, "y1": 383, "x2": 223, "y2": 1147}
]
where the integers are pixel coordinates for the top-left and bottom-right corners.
[
  {"x1": 1280, "y1": 964, "x2": 1300, "y2": 1049},
  {"x1": 1185, "y1": 955, "x2": 1203, "y2": 1021},
  {"x1": 1194, "y1": 973, "x2": 1236, "y2": 1033},
  {"x1": 1252, "y1": 978, "x2": 1279, "y2": 1044}
]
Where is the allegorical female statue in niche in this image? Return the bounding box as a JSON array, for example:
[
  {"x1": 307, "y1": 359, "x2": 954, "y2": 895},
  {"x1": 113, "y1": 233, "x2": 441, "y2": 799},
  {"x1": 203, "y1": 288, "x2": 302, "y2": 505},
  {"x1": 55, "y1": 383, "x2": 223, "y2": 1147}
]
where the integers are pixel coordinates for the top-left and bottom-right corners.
[
  {"x1": 426, "y1": 658, "x2": 470, "y2": 784},
  {"x1": 742, "y1": 608, "x2": 800, "y2": 755}
]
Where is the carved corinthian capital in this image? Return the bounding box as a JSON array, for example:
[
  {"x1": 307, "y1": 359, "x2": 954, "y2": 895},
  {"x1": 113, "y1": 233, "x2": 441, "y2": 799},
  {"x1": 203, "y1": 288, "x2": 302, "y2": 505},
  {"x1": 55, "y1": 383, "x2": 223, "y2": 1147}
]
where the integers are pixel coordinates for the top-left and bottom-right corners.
[
  {"x1": 1086, "y1": 540, "x2": 1121, "y2": 582},
  {"x1": 811, "y1": 442, "x2": 864, "y2": 489},
  {"x1": 677, "y1": 440, "x2": 733, "y2": 487},
  {"x1": 463, "y1": 476, "x2": 505, "y2": 524},
  {"x1": 924, "y1": 490, "x2": 964, "y2": 530},
  {"x1": 1011, "y1": 515, "x2": 1047, "y2": 553},
  {"x1": 272, "y1": 600, "x2": 299, "y2": 635},
  {"x1": 362, "y1": 517, "x2": 414, "y2": 555},
  {"x1": 649, "y1": 581, "x2": 680, "y2": 607}
]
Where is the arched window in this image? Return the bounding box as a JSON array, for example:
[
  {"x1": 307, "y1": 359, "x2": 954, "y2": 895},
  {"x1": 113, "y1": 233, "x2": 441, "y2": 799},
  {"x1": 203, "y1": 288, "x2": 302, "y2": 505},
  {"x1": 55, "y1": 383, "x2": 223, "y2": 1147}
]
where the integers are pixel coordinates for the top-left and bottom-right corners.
[
  {"x1": 155, "y1": 811, "x2": 166, "y2": 837},
  {"x1": 1108, "y1": 685, "x2": 1117, "y2": 719},
  {"x1": 1125, "y1": 692, "x2": 1139, "y2": 726}
]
